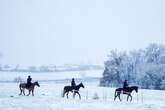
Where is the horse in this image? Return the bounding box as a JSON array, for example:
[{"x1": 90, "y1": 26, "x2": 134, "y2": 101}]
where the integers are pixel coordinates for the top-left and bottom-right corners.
[
  {"x1": 114, "y1": 86, "x2": 138, "y2": 102},
  {"x1": 62, "y1": 82, "x2": 85, "y2": 99},
  {"x1": 19, "y1": 81, "x2": 40, "y2": 96}
]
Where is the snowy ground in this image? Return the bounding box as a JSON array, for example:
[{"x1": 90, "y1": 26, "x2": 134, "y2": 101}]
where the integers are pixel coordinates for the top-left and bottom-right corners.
[{"x1": 0, "y1": 71, "x2": 165, "y2": 110}]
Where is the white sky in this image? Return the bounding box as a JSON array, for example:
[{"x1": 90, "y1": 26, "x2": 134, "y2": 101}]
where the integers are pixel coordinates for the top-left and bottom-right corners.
[{"x1": 0, "y1": 0, "x2": 165, "y2": 66}]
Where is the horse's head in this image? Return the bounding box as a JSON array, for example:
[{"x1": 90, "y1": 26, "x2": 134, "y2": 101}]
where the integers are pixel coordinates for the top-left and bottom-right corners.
[
  {"x1": 80, "y1": 82, "x2": 85, "y2": 88},
  {"x1": 34, "y1": 81, "x2": 40, "y2": 87},
  {"x1": 133, "y1": 86, "x2": 138, "y2": 93}
]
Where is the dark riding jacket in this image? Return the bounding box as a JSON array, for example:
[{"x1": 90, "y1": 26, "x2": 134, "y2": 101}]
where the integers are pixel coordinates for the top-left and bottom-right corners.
[
  {"x1": 71, "y1": 80, "x2": 76, "y2": 87},
  {"x1": 123, "y1": 81, "x2": 128, "y2": 89},
  {"x1": 27, "y1": 77, "x2": 32, "y2": 87}
]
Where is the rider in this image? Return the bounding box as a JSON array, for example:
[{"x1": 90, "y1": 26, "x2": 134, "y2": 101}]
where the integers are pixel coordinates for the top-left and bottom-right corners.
[
  {"x1": 26, "y1": 75, "x2": 32, "y2": 88},
  {"x1": 71, "y1": 78, "x2": 76, "y2": 89},
  {"x1": 123, "y1": 80, "x2": 129, "y2": 91}
]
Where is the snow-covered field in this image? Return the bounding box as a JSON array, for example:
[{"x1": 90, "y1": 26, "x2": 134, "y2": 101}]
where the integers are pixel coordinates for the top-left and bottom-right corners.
[{"x1": 0, "y1": 71, "x2": 165, "y2": 110}]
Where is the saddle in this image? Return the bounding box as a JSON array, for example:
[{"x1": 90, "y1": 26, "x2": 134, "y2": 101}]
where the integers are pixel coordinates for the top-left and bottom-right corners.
[
  {"x1": 26, "y1": 83, "x2": 32, "y2": 88},
  {"x1": 122, "y1": 87, "x2": 130, "y2": 93}
]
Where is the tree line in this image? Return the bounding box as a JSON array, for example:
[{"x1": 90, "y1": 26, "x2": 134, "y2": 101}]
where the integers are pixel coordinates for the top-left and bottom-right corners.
[{"x1": 100, "y1": 43, "x2": 165, "y2": 90}]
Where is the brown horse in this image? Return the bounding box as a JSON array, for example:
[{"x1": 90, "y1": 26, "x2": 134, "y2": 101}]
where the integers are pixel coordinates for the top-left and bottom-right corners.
[
  {"x1": 19, "y1": 81, "x2": 40, "y2": 96},
  {"x1": 114, "y1": 86, "x2": 138, "y2": 101},
  {"x1": 62, "y1": 82, "x2": 85, "y2": 99}
]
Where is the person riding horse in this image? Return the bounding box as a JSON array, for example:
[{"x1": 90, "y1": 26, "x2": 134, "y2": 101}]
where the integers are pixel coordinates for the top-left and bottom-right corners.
[
  {"x1": 71, "y1": 78, "x2": 76, "y2": 90},
  {"x1": 26, "y1": 75, "x2": 32, "y2": 88},
  {"x1": 123, "y1": 80, "x2": 129, "y2": 91},
  {"x1": 63, "y1": 82, "x2": 85, "y2": 99},
  {"x1": 113, "y1": 80, "x2": 138, "y2": 102}
]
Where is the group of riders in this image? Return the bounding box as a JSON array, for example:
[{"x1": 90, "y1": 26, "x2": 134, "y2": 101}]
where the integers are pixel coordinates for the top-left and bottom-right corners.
[
  {"x1": 24, "y1": 76, "x2": 137, "y2": 101},
  {"x1": 26, "y1": 75, "x2": 129, "y2": 91}
]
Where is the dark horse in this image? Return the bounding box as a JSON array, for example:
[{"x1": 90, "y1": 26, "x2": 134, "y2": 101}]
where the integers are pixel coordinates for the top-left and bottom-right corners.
[
  {"x1": 19, "y1": 81, "x2": 40, "y2": 96},
  {"x1": 114, "y1": 86, "x2": 138, "y2": 101},
  {"x1": 62, "y1": 82, "x2": 85, "y2": 99}
]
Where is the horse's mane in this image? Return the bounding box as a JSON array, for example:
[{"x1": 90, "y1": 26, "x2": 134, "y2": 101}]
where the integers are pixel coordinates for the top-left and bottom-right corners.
[{"x1": 130, "y1": 85, "x2": 138, "y2": 88}]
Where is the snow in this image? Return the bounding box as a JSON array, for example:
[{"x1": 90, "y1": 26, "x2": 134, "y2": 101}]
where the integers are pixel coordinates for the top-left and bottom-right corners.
[{"x1": 0, "y1": 71, "x2": 165, "y2": 110}]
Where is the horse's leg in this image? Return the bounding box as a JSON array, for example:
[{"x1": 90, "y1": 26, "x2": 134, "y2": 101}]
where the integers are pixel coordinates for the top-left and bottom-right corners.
[
  {"x1": 63, "y1": 91, "x2": 66, "y2": 98},
  {"x1": 66, "y1": 92, "x2": 69, "y2": 99},
  {"x1": 62, "y1": 90, "x2": 65, "y2": 97},
  {"x1": 73, "y1": 91, "x2": 76, "y2": 98},
  {"x1": 19, "y1": 87, "x2": 22, "y2": 95},
  {"x1": 130, "y1": 94, "x2": 132, "y2": 102},
  {"x1": 116, "y1": 93, "x2": 120, "y2": 100},
  {"x1": 23, "y1": 89, "x2": 25, "y2": 95},
  {"x1": 32, "y1": 89, "x2": 34, "y2": 96},
  {"x1": 114, "y1": 91, "x2": 118, "y2": 101},
  {"x1": 114, "y1": 95, "x2": 117, "y2": 101},
  {"x1": 27, "y1": 90, "x2": 31, "y2": 96},
  {"x1": 127, "y1": 94, "x2": 129, "y2": 101},
  {"x1": 114, "y1": 94, "x2": 117, "y2": 101},
  {"x1": 77, "y1": 92, "x2": 81, "y2": 99},
  {"x1": 127, "y1": 94, "x2": 132, "y2": 102},
  {"x1": 118, "y1": 93, "x2": 121, "y2": 101},
  {"x1": 19, "y1": 90, "x2": 22, "y2": 95}
]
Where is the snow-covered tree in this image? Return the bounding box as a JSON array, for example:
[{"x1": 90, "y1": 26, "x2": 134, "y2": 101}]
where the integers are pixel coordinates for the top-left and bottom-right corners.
[
  {"x1": 100, "y1": 50, "x2": 129, "y2": 87},
  {"x1": 100, "y1": 43, "x2": 165, "y2": 90}
]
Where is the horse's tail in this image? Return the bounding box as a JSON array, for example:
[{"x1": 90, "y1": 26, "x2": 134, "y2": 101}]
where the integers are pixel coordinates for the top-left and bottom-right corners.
[
  {"x1": 19, "y1": 83, "x2": 22, "y2": 89},
  {"x1": 114, "y1": 89, "x2": 117, "y2": 97},
  {"x1": 62, "y1": 88, "x2": 65, "y2": 97}
]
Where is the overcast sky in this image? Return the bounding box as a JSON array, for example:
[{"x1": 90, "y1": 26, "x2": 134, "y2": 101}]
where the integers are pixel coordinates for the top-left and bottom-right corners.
[{"x1": 0, "y1": 0, "x2": 165, "y2": 66}]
